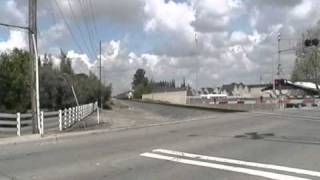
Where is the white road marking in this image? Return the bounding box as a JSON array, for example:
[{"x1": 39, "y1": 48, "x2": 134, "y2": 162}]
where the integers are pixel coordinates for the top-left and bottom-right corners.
[
  {"x1": 153, "y1": 149, "x2": 320, "y2": 178},
  {"x1": 141, "y1": 152, "x2": 311, "y2": 180}
]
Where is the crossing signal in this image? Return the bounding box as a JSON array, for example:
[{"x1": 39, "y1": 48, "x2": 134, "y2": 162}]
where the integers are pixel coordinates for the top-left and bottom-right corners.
[
  {"x1": 312, "y1": 38, "x2": 319, "y2": 46},
  {"x1": 304, "y1": 38, "x2": 319, "y2": 47}
]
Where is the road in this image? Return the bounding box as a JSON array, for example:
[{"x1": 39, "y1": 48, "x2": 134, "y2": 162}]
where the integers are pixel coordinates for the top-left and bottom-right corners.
[{"x1": 0, "y1": 101, "x2": 320, "y2": 180}]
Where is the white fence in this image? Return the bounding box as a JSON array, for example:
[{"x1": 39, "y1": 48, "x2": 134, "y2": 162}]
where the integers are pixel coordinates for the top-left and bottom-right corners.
[
  {"x1": 0, "y1": 113, "x2": 33, "y2": 136},
  {"x1": 0, "y1": 102, "x2": 98, "y2": 137}
]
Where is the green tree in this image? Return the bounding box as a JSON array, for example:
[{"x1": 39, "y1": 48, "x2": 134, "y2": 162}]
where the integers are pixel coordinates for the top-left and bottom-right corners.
[
  {"x1": 0, "y1": 49, "x2": 112, "y2": 112},
  {"x1": 59, "y1": 49, "x2": 74, "y2": 76},
  {"x1": 0, "y1": 49, "x2": 31, "y2": 112},
  {"x1": 74, "y1": 72, "x2": 112, "y2": 105},
  {"x1": 132, "y1": 68, "x2": 148, "y2": 89},
  {"x1": 40, "y1": 60, "x2": 75, "y2": 110},
  {"x1": 291, "y1": 26, "x2": 320, "y2": 93},
  {"x1": 132, "y1": 68, "x2": 152, "y2": 99},
  {"x1": 133, "y1": 82, "x2": 152, "y2": 99}
]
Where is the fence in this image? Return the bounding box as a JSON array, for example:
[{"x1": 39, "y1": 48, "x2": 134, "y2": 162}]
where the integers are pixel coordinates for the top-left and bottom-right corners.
[{"x1": 0, "y1": 102, "x2": 98, "y2": 137}]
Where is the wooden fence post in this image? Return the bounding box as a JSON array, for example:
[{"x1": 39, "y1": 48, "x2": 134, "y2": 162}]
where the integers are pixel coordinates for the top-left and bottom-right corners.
[
  {"x1": 75, "y1": 106, "x2": 78, "y2": 122},
  {"x1": 85, "y1": 105, "x2": 87, "y2": 117},
  {"x1": 72, "y1": 107, "x2": 75, "y2": 124},
  {"x1": 97, "y1": 105, "x2": 100, "y2": 124},
  {"x1": 59, "y1": 110, "x2": 62, "y2": 131},
  {"x1": 78, "y1": 106, "x2": 80, "y2": 121},
  {"x1": 40, "y1": 111, "x2": 44, "y2": 136},
  {"x1": 77, "y1": 106, "x2": 80, "y2": 121},
  {"x1": 68, "y1": 108, "x2": 72, "y2": 127},
  {"x1": 64, "y1": 108, "x2": 67, "y2": 129},
  {"x1": 80, "y1": 105, "x2": 83, "y2": 120},
  {"x1": 16, "y1": 112, "x2": 21, "y2": 136}
]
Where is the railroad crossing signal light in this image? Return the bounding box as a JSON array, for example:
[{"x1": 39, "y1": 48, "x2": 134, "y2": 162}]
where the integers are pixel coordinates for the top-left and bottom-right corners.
[
  {"x1": 304, "y1": 39, "x2": 312, "y2": 46},
  {"x1": 312, "y1": 38, "x2": 319, "y2": 46},
  {"x1": 304, "y1": 38, "x2": 319, "y2": 47}
]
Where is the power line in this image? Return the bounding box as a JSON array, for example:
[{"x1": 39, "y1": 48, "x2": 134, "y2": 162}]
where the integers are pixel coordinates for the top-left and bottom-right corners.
[
  {"x1": 88, "y1": 0, "x2": 99, "y2": 48},
  {"x1": 83, "y1": 0, "x2": 98, "y2": 44},
  {"x1": 88, "y1": 0, "x2": 99, "y2": 38},
  {"x1": 53, "y1": 0, "x2": 85, "y2": 55},
  {"x1": 85, "y1": 0, "x2": 99, "y2": 55},
  {"x1": 79, "y1": 0, "x2": 97, "y2": 56},
  {"x1": 67, "y1": 0, "x2": 95, "y2": 58},
  {"x1": 49, "y1": 1, "x2": 58, "y2": 25}
]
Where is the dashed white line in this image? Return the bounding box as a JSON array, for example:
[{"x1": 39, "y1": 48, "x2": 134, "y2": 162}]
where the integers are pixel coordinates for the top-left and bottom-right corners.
[
  {"x1": 141, "y1": 152, "x2": 311, "y2": 180},
  {"x1": 153, "y1": 149, "x2": 320, "y2": 178}
]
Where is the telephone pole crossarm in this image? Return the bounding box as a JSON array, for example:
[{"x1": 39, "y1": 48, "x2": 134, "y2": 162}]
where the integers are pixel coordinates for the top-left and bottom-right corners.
[{"x1": 0, "y1": 22, "x2": 29, "y2": 31}]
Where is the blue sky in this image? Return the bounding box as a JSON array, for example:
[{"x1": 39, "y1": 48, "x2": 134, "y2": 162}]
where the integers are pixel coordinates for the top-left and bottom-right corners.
[{"x1": 0, "y1": 0, "x2": 319, "y2": 93}]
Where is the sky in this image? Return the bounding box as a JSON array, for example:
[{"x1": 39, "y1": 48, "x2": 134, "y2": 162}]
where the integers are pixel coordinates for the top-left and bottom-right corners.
[{"x1": 0, "y1": 0, "x2": 320, "y2": 94}]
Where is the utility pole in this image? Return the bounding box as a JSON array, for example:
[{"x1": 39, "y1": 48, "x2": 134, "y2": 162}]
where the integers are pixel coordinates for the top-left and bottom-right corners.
[
  {"x1": 195, "y1": 33, "x2": 199, "y2": 94},
  {"x1": 277, "y1": 33, "x2": 281, "y2": 78},
  {"x1": 272, "y1": 57, "x2": 275, "y2": 92},
  {"x1": 29, "y1": 0, "x2": 38, "y2": 133},
  {"x1": 312, "y1": 47, "x2": 320, "y2": 94},
  {"x1": 0, "y1": 1, "x2": 39, "y2": 133},
  {"x1": 99, "y1": 40, "x2": 103, "y2": 109}
]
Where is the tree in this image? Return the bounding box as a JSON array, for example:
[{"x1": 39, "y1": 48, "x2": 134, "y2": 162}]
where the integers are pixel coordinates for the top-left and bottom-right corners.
[
  {"x1": 0, "y1": 49, "x2": 112, "y2": 112},
  {"x1": 0, "y1": 49, "x2": 31, "y2": 112},
  {"x1": 132, "y1": 68, "x2": 152, "y2": 98},
  {"x1": 133, "y1": 82, "x2": 152, "y2": 99},
  {"x1": 59, "y1": 49, "x2": 73, "y2": 75},
  {"x1": 170, "y1": 79, "x2": 176, "y2": 88},
  {"x1": 291, "y1": 26, "x2": 320, "y2": 93},
  {"x1": 73, "y1": 72, "x2": 112, "y2": 106},
  {"x1": 181, "y1": 77, "x2": 186, "y2": 88},
  {"x1": 132, "y1": 68, "x2": 148, "y2": 89}
]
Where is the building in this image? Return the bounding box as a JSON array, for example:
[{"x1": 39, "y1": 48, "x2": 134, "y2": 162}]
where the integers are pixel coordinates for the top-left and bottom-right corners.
[
  {"x1": 220, "y1": 83, "x2": 249, "y2": 97},
  {"x1": 247, "y1": 84, "x2": 270, "y2": 98},
  {"x1": 142, "y1": 87, "x2": 189, "y2": 104},
  {"x1": 213, "y1": 83, "x2": 269, "y2": 98}
]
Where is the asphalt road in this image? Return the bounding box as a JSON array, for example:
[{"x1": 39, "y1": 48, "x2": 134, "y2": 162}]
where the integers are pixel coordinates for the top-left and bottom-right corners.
[{"x1": 0, "y1": 102, "x2": 320, "y2": 180}]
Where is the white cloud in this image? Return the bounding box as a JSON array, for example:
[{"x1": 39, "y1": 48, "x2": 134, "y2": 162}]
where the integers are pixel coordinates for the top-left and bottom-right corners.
[
  {"x1": 191, "y1": 0, "x2": 244, "y2": 32},
  {"x1": 144, "y1": 0, "x2": 195, "y2": 37},
  {"x1": 44, "y1": 0, "x2": 145, "y2": 24},
  {"x1": 67, "y1": 50, "x2": 92, "y2": 75},
  {"x1": 0, "y1": 1, "x2": 27, "y2": 52},
  {"x1": 102, "y1": 40, "x2": 120, "y2": 60},
  {"x1": 0, "y1": 31, "x2": 27, "y2": 52},
  {"x1": 0, "y1": 0, "x2": 25, "y2": 25},
  {"x1": 39, "y1": 22, "x2": 70, "y2": 54},
  {"x1": 194, "y1": 0, "x2": 230, "y2": 16},
  {"x1": 291, "y1": 0, "x2": 312, "y2": 19},
  {"x1": 230, "y1": 31, "x2": 248, "y2": 43},
  {"x1": 4, "y1": 0, "x2": 320, "y2": 94}
]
